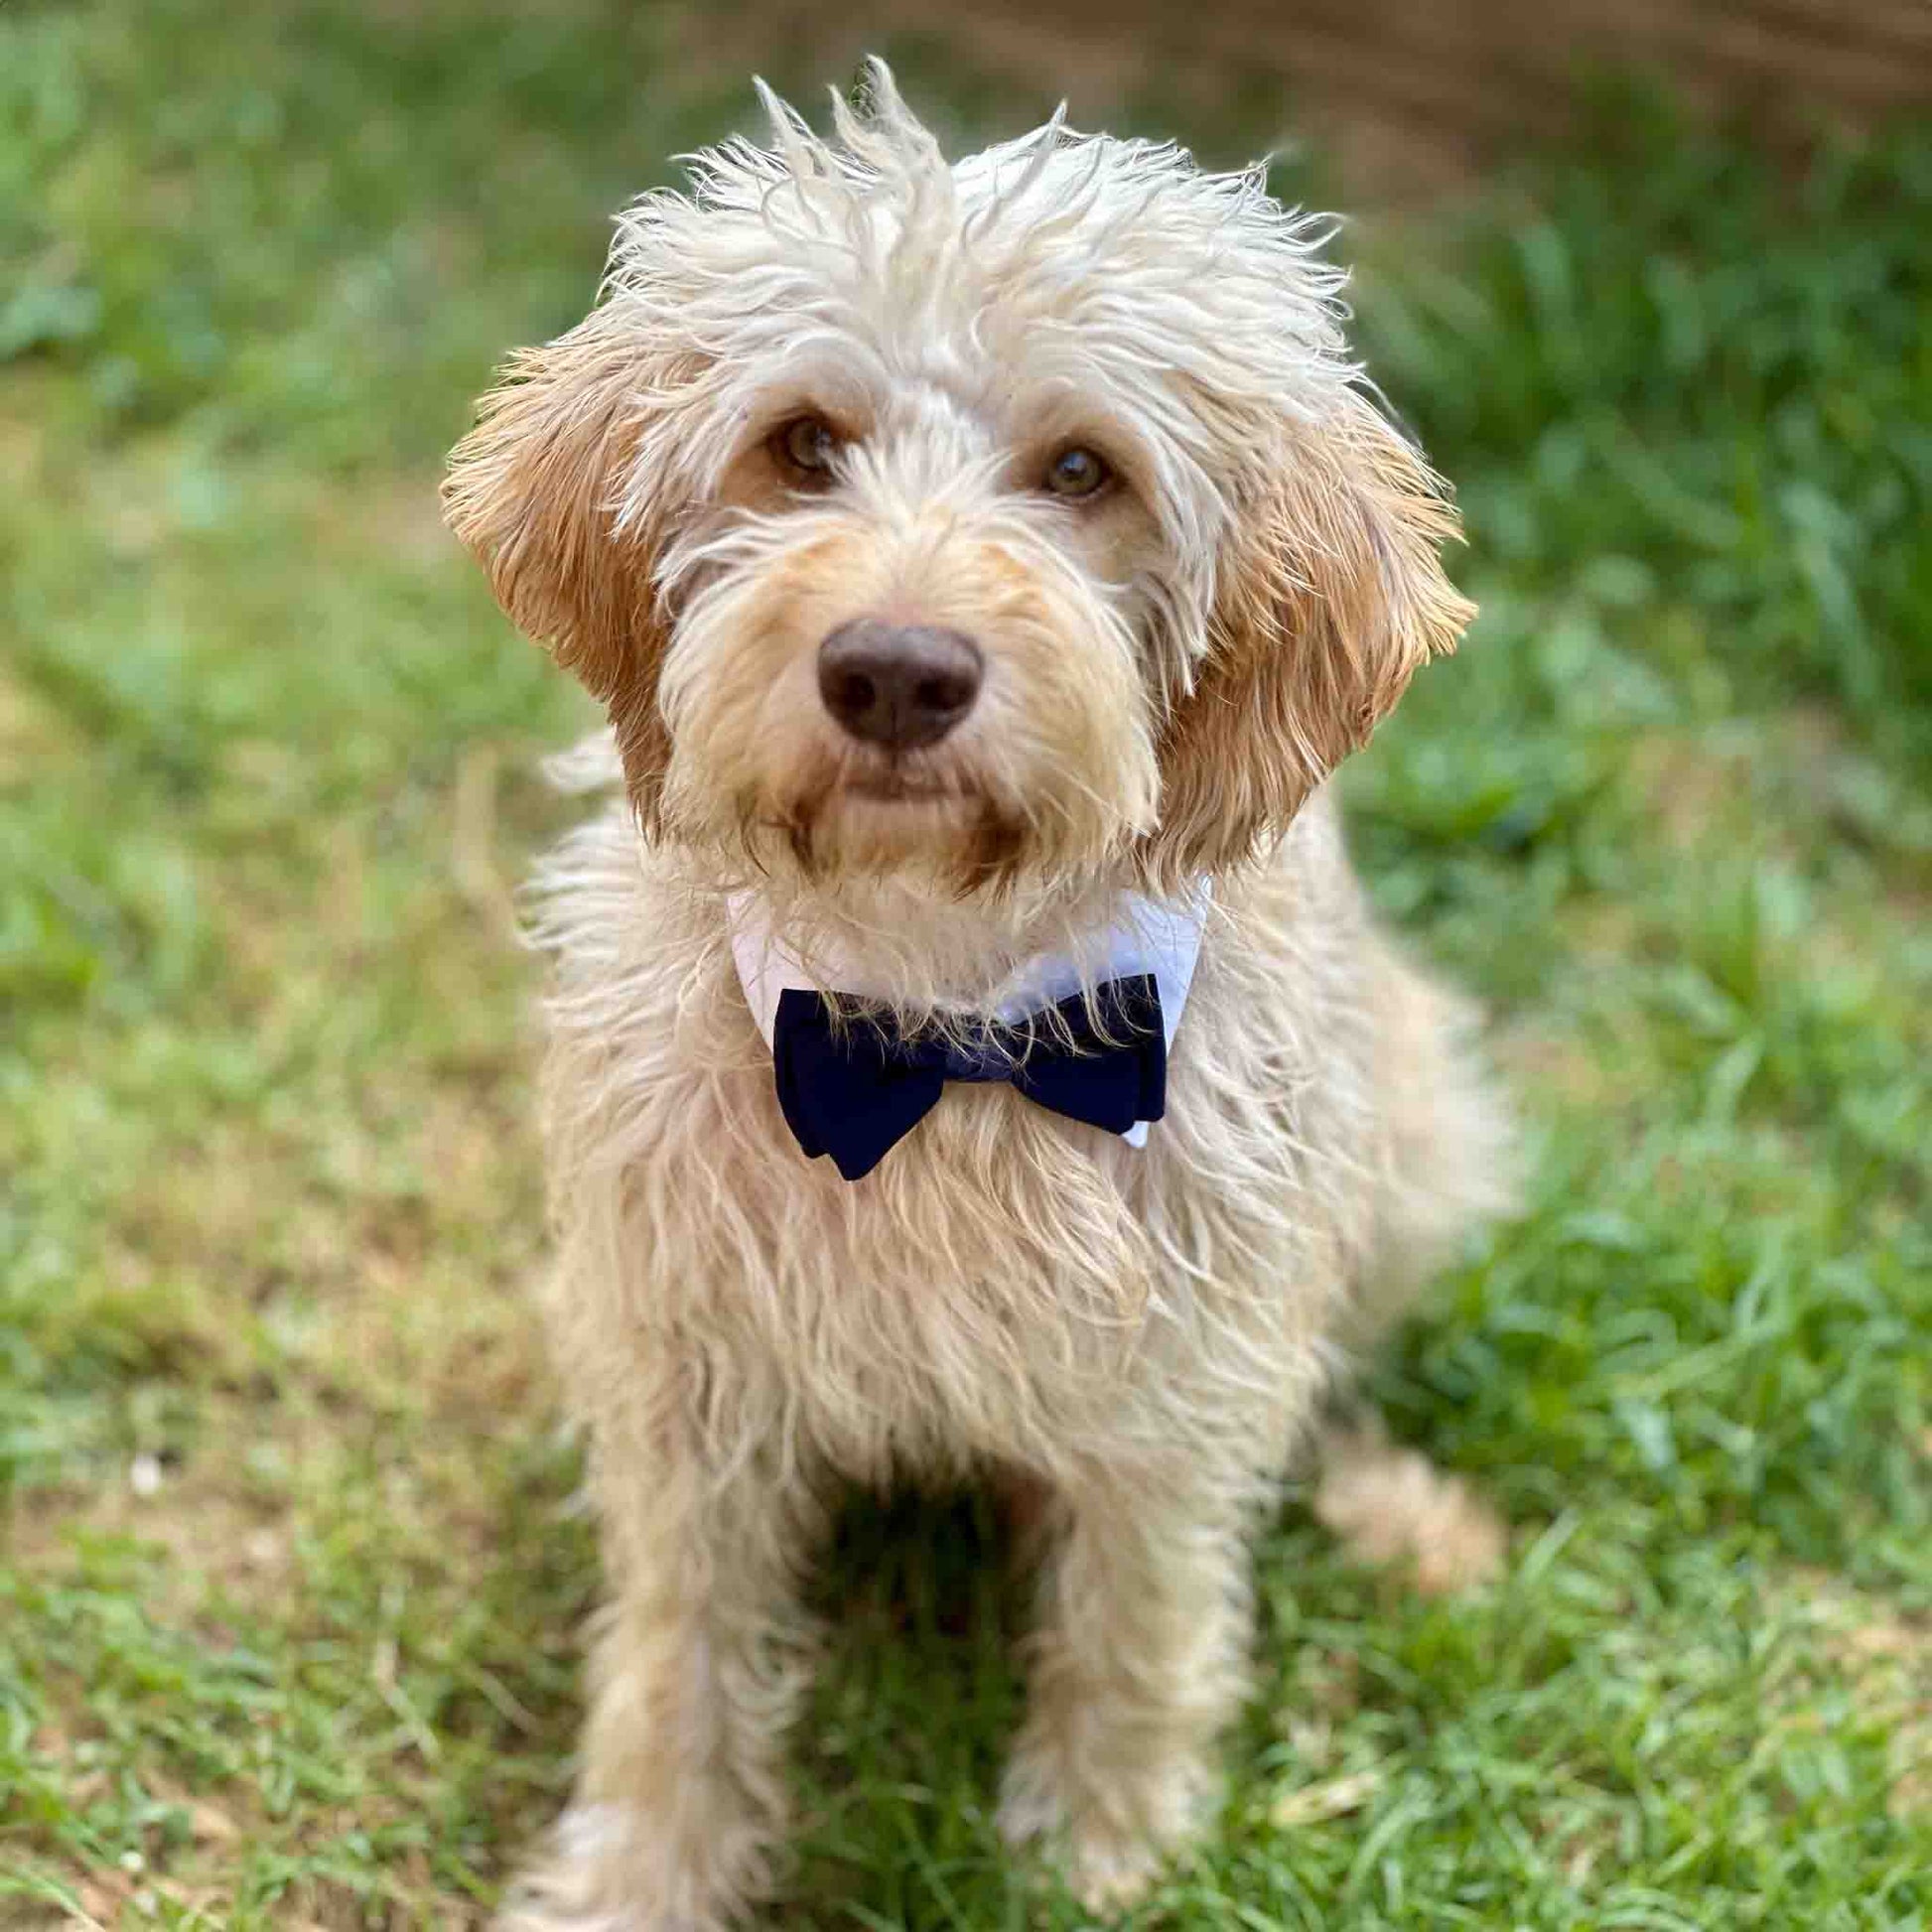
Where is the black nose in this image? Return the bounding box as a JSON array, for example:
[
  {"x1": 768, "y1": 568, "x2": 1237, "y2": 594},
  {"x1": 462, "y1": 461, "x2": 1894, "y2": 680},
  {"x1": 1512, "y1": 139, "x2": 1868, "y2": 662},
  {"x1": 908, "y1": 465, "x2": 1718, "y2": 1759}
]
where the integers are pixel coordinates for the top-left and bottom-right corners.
[{"x1": 816, "y1": 620, "x2": 984, "y2": 751}]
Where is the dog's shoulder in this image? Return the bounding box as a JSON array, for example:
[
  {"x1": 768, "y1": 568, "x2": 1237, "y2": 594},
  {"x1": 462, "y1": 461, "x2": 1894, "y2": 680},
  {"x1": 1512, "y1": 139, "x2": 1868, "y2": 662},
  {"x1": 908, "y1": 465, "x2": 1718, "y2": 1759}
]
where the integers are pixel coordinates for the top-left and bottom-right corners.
[
  {"x1": 1195, "y1": 786, "x2": 1372, "y2": 989},
  {"x1": 526, "y1": 786, "x2": 751, "y2": 1072}
]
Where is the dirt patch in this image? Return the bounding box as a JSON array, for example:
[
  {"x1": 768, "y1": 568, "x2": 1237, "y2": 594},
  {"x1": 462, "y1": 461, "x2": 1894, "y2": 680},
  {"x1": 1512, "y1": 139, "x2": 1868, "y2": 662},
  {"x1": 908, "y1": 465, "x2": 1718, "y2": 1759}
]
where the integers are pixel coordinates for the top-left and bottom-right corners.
[
  {"x1": 1775, "y1": 1567, "x2": 1932, "y2": 1820},
  {"x1": 1632, "y1": 733, "x2": 1752, "y2": 855},
  {"x1": 0, "y1": 667, "x2": 74, "y2": 787}
]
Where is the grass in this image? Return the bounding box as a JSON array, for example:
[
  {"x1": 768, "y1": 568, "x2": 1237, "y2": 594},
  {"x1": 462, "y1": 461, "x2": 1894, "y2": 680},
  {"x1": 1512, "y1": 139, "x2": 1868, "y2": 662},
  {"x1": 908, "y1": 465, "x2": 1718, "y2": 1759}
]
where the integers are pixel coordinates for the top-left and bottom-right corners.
[{"x1": 3, "y1": 2, "x2": 1930, "y2": 1925}]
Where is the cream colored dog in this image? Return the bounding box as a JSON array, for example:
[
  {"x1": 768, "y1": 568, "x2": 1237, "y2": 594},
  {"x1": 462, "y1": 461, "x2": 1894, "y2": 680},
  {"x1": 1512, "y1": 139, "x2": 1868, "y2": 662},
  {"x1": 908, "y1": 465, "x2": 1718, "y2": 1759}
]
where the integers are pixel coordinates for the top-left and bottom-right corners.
[{"x1": 446, "y1": 65, "x2": 1513, "y2": 1931}]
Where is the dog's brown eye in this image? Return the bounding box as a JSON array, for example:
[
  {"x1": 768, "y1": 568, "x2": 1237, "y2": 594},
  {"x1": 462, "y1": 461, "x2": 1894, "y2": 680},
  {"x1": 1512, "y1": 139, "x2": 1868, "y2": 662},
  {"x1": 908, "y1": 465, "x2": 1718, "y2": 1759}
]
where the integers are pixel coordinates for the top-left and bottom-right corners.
[
  {"x1": 774, "y1": 414, "x2": 841, "y2": 480},
  {"x1": 1042, "y1": 445, "x2": 1111, "y2": 499}
]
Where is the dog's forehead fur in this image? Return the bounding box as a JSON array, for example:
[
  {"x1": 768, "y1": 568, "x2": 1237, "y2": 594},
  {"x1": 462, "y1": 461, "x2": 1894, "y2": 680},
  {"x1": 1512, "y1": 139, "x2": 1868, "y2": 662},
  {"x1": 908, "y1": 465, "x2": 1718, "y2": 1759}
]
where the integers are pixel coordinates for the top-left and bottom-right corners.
[{"x1": 604, "y1": 69, "x2": 1352, "y2": 516}]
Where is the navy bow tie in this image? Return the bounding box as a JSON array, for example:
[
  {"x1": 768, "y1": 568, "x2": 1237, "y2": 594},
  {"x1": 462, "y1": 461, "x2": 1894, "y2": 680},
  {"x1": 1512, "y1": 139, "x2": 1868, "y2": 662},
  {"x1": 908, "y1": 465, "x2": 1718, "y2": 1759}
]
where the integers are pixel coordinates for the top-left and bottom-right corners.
[{"x1": 771, "y1": 975, "x2": 1167, "y2": 1181}]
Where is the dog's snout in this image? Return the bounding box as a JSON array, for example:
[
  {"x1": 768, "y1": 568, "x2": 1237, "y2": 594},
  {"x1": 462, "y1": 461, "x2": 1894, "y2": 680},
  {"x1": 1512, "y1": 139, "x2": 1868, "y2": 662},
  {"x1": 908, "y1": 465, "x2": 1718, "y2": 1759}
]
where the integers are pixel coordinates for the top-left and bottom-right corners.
[{"x1": 817, "y1": 620, "x2": 983, "y2": 752}]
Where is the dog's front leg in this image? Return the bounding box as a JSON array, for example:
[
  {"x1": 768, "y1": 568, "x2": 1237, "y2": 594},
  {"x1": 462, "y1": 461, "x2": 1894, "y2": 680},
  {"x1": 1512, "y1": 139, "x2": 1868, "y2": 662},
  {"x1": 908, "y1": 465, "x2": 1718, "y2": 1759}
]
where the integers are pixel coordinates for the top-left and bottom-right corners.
[
  {"x1": 502, "y1": 1414, "x2": 823, "y2": 1932},
  {"x1": 998, "y1": 1461, "x2": 1256, "y2": 1911}
]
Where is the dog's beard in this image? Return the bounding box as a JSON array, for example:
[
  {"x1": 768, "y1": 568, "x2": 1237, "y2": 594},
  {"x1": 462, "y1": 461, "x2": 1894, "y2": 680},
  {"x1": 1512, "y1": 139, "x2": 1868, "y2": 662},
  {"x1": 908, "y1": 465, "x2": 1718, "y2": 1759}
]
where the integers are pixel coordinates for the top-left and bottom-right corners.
[
  {"x1": 683, "y1": 730, "x2": 1146, "y2": 899},
  {"x1": 734, "y1": 746, "x2": 1034, "y2": 896}
]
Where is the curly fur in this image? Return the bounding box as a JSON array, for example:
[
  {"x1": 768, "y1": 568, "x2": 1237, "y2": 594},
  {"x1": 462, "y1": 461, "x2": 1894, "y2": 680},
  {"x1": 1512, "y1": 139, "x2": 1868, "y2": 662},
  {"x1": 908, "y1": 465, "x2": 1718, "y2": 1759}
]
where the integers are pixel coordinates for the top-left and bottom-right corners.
[{"x1": 447, "y1": 64, "x2": 1513, "y2": 1929}]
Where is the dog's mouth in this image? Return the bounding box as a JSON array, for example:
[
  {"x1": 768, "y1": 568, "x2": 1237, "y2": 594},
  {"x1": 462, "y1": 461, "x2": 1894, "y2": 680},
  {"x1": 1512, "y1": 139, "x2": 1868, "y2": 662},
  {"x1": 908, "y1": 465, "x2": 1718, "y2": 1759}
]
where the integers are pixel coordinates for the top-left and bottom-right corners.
[
  {"x1": 758, "y1": 754, "x2": 1027, "y2": 888},
  {"x1": 825, "y1": 747, "x2": 971, "y2": 808},
  {"x1": 842, "y1": 770, "x2": 957, "y2": 804}
]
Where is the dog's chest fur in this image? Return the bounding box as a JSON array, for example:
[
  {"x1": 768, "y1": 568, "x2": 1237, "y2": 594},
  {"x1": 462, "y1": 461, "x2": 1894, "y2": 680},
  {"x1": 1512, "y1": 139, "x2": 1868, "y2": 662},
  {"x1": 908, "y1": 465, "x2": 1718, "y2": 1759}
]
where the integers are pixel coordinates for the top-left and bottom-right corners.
[{"x1": 536, "y1": 795, "x2": 1381, "y2": 1488}]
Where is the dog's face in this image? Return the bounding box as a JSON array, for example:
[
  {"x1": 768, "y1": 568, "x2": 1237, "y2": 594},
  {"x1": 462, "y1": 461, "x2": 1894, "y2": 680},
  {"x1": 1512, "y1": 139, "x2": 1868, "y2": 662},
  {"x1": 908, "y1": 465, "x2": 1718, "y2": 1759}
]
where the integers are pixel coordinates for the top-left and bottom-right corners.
[{"x1": 447, "y1": 68, "x2": 1474, "y2": 895}]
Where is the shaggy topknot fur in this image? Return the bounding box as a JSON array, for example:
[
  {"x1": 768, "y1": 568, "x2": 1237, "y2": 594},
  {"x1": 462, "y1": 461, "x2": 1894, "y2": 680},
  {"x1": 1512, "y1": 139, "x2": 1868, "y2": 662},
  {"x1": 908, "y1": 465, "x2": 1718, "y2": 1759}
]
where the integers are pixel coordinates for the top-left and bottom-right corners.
[{"x1": 446, "y1": 64, "x2": 1513, "y2": 1929}]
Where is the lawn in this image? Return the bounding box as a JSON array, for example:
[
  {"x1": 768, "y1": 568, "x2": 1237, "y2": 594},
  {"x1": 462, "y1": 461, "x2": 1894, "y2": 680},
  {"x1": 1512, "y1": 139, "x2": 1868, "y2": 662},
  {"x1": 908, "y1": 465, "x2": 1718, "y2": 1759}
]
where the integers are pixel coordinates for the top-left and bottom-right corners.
[{"x1": 4, "y1": 3, "x2": 1930, "y2": 1927}]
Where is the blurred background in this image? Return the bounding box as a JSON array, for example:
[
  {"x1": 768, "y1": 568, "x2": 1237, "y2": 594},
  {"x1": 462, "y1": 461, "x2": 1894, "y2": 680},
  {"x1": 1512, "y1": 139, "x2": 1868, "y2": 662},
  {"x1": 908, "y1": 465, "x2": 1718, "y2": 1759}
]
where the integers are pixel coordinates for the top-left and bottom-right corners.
[{"x1": 4, "y1": 3, "x2": 1930, "y2": 1927}]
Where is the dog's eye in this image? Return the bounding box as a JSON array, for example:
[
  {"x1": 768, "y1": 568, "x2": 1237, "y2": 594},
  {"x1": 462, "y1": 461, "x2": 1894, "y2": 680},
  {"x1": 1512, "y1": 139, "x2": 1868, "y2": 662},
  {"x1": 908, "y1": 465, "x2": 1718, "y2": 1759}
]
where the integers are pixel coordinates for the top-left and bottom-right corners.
[
  {"x1": 1041, "y1": 445, "x2": 1112, "y2": 499},
  {"x1": 774, "y1": 414, "x2": 842, "y2": 481}
]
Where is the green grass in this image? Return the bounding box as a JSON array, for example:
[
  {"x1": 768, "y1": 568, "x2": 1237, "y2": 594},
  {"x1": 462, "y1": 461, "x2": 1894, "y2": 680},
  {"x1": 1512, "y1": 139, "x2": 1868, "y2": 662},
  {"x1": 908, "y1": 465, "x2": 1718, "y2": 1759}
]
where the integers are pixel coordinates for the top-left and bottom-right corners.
[{"x1": 4, "y1": 3, "x2": 1931, "y2": 1926}]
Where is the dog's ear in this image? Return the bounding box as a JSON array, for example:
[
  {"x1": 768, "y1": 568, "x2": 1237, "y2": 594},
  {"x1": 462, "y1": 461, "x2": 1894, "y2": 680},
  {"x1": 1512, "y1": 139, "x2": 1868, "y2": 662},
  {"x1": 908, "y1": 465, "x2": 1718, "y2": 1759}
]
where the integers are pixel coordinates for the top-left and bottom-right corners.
[
  {"x1": 1145, "y1": 392, "x2": 1474, "y2": 879},
  {"x1": 443, "y1": 307, "x2": 685, "y2": 828}
]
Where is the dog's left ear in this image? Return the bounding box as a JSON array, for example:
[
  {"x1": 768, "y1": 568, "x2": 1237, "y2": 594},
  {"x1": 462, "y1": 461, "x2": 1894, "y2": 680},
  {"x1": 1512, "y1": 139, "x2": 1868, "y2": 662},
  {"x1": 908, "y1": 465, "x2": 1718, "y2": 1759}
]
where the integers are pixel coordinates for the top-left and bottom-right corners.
[
  {"x1": 1144, "y1": 392, "x2": 1475, "y2": 879},
  {"x1": 443, "y1": 306, "x2": 687, "y2": 829}
]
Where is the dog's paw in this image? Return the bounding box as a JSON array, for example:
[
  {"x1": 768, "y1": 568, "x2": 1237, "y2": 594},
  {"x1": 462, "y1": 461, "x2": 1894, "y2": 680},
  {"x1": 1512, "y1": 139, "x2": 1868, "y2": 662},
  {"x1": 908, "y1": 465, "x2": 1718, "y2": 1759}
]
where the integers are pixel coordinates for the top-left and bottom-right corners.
[
  {"x1": 998, "y1": 1802, "x2": 1167, "y2": 1916},
  {"x1": 493, "y1": 1805, "x2": 753, "y2": 1932},
  {"x1": 1312, "y1": 1423, "x2": 1507, "y2": 1595},
  {"x1": 494, "y1": 1895, "x2": 634, "y2": 1932},
  {"x1": 1060, "y1": 1826, "x2": 1169, "y2": 1915},
  {"x1": 998, "y1": 1748, "x2": 1209, "y2": 1917},
  {"x1": 498, "y1": 1805, "x2": 621, "y2": 1932}
]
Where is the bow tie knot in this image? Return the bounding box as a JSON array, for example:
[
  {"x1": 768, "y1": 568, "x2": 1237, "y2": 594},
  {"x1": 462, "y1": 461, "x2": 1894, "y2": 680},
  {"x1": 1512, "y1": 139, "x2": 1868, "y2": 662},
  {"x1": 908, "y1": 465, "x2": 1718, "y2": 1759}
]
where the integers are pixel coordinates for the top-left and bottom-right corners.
[{"x1": 772, "y1": 975, "x2": 1167, "y2": 1181}]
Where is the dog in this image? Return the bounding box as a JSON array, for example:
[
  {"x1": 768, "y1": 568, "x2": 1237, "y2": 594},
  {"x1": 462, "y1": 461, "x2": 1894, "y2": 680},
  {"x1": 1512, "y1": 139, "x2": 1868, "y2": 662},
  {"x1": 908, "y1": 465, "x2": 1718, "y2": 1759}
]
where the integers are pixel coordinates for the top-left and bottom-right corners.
[{"x1": 445, "y1": 64, "x2": 1515, "y2": 1930}]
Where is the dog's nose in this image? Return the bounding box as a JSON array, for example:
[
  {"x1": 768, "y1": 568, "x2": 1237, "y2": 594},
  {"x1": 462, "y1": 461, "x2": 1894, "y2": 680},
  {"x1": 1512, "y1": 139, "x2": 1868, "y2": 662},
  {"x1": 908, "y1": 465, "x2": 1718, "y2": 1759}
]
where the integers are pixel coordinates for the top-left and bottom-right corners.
[{"x1": 816, "y1": 619, "x2": 983, "y2": 751}]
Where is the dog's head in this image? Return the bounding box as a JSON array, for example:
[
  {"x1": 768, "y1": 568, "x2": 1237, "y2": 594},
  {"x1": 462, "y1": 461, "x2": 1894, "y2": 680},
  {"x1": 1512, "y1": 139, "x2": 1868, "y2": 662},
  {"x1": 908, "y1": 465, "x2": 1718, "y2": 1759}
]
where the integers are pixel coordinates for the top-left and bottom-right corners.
[{"x1": 446, "y1": 66, "x2": 1473, "y2": 895}]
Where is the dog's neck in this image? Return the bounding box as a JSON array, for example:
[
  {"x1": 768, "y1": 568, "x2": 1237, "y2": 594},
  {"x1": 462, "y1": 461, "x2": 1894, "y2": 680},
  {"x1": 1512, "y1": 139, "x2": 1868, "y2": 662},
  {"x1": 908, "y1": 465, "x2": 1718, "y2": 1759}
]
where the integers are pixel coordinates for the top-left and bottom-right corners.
[{"x1": 717, "y1": 866, "x2": 1196, "y2": 1025}]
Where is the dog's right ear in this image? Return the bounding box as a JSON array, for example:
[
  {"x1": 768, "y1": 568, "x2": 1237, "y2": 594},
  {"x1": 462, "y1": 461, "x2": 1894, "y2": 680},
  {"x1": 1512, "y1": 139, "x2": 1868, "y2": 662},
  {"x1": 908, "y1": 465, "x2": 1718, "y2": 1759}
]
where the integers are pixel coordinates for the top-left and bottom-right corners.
[{"x1": 443, "y1": 307, "x2": 682, "y2": 826}]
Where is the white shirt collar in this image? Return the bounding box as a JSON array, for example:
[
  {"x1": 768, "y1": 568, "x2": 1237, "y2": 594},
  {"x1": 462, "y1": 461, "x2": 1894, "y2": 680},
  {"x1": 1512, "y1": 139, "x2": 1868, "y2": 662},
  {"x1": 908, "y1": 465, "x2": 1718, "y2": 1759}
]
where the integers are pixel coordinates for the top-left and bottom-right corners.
[{"x1": 727, "y1": 885, "x2": 1209, "y2": 1149}]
